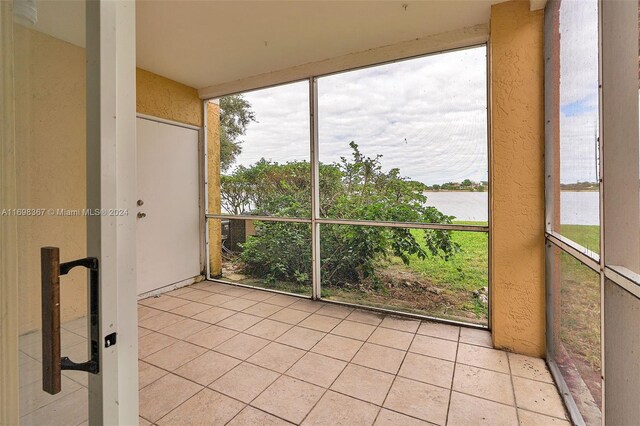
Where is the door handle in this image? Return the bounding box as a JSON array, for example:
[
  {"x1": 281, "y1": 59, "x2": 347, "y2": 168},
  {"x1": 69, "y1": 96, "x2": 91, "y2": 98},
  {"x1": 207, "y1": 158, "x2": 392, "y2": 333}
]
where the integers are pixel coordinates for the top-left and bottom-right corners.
[{"x1": 40, "y1": 247, "x2": 100, "y2": 395}]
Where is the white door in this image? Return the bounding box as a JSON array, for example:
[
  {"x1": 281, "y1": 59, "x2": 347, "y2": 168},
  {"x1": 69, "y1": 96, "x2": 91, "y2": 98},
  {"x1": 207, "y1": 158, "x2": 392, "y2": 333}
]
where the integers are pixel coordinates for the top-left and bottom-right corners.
[{"x1": 136, "y1": 117, "x2": 202, "y2": 295}]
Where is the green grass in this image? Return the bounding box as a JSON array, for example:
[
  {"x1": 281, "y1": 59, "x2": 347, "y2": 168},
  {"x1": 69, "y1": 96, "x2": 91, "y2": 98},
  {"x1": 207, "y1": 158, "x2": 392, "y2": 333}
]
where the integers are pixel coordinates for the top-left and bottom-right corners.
[
  {"x1": 393, "y1": 222, "x2": 488, "y2": 293},
  {"x1": 560, "y1": 224, "x2": 600, "y2": 254}
]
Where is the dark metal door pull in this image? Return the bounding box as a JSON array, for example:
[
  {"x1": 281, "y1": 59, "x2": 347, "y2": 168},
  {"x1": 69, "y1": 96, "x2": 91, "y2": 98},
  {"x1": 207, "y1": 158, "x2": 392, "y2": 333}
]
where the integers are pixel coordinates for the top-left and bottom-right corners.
[{"x1": 41, "y1": 247, "x2": 101, "y2": 395}]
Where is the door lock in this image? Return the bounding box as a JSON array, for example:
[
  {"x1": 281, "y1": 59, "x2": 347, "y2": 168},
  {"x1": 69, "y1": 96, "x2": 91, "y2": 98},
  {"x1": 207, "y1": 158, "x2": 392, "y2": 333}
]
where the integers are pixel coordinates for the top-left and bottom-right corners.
[
  {"x1": 137, "y1": 199, "x2": 144, "y2": 206},
  {"x1": 137, "y1": 212, "x2": 146, "y2": 219}
]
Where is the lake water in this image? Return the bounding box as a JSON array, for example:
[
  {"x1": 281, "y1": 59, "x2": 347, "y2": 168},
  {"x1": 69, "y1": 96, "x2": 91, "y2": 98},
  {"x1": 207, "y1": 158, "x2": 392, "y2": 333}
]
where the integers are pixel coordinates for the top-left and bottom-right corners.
[{"x1": 424, "y1": 191, "x2": 599, "y2": 225}]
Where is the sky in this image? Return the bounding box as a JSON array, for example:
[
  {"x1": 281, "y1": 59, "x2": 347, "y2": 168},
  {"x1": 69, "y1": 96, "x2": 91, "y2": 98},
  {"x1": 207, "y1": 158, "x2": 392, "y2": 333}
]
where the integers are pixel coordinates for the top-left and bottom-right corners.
[
  {"x1": 227, "y1": 1, "x2": 600, "y2": 187},
  {"x1": 558, "y1": 0, "x2": 599, "y2": 184},
  {"x1": 228, "y1": 46, "x2": 488, "y2": 186}
]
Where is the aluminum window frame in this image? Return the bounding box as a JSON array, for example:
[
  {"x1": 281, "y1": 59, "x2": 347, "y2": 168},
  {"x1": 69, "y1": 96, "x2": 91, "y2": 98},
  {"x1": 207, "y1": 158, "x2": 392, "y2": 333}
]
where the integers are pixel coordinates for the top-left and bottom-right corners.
[
  {"x1": 204, "y1": 44, "x2": 491, "y2": 328},
  {"x1": 544, "y1": 0, "x2": 640, "y2": 424}
]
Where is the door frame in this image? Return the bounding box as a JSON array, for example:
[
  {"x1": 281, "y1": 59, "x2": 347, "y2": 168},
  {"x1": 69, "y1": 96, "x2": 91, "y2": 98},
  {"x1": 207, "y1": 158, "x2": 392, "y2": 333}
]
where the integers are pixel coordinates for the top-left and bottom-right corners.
[{"x1": 86, "y1": 1, "x2": 138, "y2": 423}]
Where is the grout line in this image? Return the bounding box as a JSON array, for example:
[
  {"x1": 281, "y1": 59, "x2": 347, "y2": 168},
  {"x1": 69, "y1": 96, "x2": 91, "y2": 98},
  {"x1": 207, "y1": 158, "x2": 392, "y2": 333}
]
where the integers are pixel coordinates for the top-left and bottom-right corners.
[
  {"x1": 374, "y1": 322, "x2": 420, "y2": 424},
  {"x1": 444, "y1": 327, "x2": 462, "y2": 426},
  {"x1": 506, "y1": 353, "x2": 522, "y2": 425}
]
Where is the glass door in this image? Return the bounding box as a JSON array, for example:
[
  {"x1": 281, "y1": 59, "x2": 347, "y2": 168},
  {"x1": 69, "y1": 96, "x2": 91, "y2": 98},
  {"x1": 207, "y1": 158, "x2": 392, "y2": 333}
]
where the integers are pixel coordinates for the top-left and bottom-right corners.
[{"x1": 2, "y1": 0, "x2": 138, "y2": 424}]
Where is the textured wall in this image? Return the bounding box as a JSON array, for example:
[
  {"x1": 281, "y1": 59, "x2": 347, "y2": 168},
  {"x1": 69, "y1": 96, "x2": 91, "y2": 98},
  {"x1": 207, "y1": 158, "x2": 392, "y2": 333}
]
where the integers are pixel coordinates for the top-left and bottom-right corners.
[
  {"x1": 207, "y1": 102, "x2": 223, "y2": 277},
  {"x1": 14, "y1": 25, "x2": 88, "y2": 334},
  {"x1": 15, "y1": 27, "x2": 220, "y2": 334},
  {"x1": 136, "y1": 68, "x2": 203, "y2": 127},
  {"x1": 489, "y1": 0, "x2": 546, "y2": 357}
]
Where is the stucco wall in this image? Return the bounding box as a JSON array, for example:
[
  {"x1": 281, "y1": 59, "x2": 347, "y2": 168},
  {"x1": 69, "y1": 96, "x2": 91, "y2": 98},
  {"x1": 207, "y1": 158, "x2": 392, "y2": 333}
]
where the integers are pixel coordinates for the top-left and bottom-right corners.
[
  {"x1": 207, "y1": 101, "x2": 223, "y2": 277},
  {"x1": 15, "y1": 27, "x2": 219, "y2": 334},
  {"x1": 489, "y1": 0, "x2": 546, "y2": 357},
  {"x1": 136, "y1": 68, "x2": 202, "y2": 127}
]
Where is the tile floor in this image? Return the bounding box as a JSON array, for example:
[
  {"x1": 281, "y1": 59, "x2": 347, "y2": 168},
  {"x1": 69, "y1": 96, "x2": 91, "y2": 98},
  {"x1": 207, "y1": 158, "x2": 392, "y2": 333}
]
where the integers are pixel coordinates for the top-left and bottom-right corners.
[{"x1": 19, "y1": 281, "x2": 571, "y2": 425}]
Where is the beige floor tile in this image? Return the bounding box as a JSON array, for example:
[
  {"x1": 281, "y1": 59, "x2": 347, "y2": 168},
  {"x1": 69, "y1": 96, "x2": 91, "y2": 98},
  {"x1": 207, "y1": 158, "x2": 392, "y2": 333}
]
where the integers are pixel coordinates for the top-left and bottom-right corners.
[
  {"x1": 138, "y1": 332, "x2": 178, "y2": 358},
  {"x1": 156, "y1": 388, "x2": 244, "y2": 425},
  {"x1": 200, "y1": 293, "x2": 236, "y2": 306},
  {"x1": 508, "y1": 353, "x2": 554, "y2": 383},
  {"x1": 19, "y1": 355, "x2": 42, "y2": 388},
  {"x1": 459, "y1": 327, "x2": 492, "y2": 348},
  {"x1": 346, "y1": 309, "x2": 385, "y2": 326},
  {"x1": 192, "y1": 306, "x2": 236, "y2": 324},
  {"x1": 228, "y1": 406, "x2": 292, "y2": 425},
  {"x1": 248, "y1": 342, "x2": 306, "y2": 373},
  {"x1": 200, "y1": 293, "x2": 237, "y2": 307},
  {"x1": 184, "y1": 324, "x2": 238, "y2": 349},
  {"x1": 19, "y1": 388, "x2": 88, "y2": 426},
  {"x1": 302, "y1": 390, "x2": 379, "y2": 426},
  {"x1": 138, "y1": 327, "x2": 153, "y2": 338},
  {"x1": 298, "y1": 314, "x2": 341, "y2": 332},
  {"x1": 138, "y1": 311, "x2": 184, "y2": 331},
  {"x1": 331, "y1": 320, "x2": 376, "y2": 341},
  {"x1": 139, "y1": 360, "x2": 168, "y2": 389},
  {"x1": 269, "y1": 308, "x2": 311, "y2": 325},
  {"x1": 512, "y1": 377, "x2": 567, "y2": 419},
  {"x1": 139, "y1": 416, "x2": 152, "y2": 426},
  {"x1": 409, "y1": 334, "x2": 458, "y2": 361},
  {"x1": 517, "y1": 409, "x2": 571, "y2": 426},
  {"x1": 220, "y1": 286, "x2": 254, "y2": 297},
  {"x1": 311, "y1": 334, "x2": 363, "y2": 361},
  {"x1": 138, "y1": 294, "x2": 169, "y2": 308},
  {"x1": 276, "y1": 326, "x2": 326, "y2": 350},
  {"x1": 286, "y1": 352, "x2": 347, "y2": 388},
  {"x1": 351, "y1": 342, "x2": 406, "y2": 374},
  {"x1": 191, "y1": 281, "x2": 226, "y2": 293},
  {"x1": 447, "y1": 391, "x2": 518, "y2": 426},
  {"x1": 143, "y1": 340, "x2": 207, "y2": 371},
  {"x1": 315, "y1": 304, "x2": 354, "y2": 319},
  {"x1": 138, "y1": 373, "x2": 202, "y2": 423},
  {"x1": 453, "y1": 364, "x2": 514, "y2": 405},
  {"x1": 331, "y1": 364, "x2": 394, "y2": 405},
  {"x1": 379, "y1": 316, "x2": 420, "y2": 333},
  {"x1": 164, "y1": 286, "x2": 195, "y2": 297},
  {"x1": 210, "y1": 362, "x2": 280, "y2": 403},
  {"x1": 243, "y1": 302, "x2": 283, "y2": 318},
  {"x1": 245, "y1": 319, "x2": 292, "y2": 340},
  {"x1": 417, "y1": 321, "x2": 460, "y2": 341},
  {"x1": 289, "y1": 299, "x2": 324, "y2": 313},
  {"x1": 217, "y1": 312, "x2": 263, "y2": 331},
  {"x1": 169, "y1": 301, "x2": 210, "y2": 318},
  {"x1": 214, "y1": 333, "x2": 270, "y2": 359},
  {"x1": 158, "y1": 318, "x2": 209, "y2": 340},
  {"x1": 220, "y1": 297, "x2": 259, "y2": 311},
  {"x1": 398, "y1": 352, "x2": 454, "y2": 389},
  {"x1": 243, "y1": 290, "x2": 279, "y2": 302},
  {"x1": 368, "y1": 327, "x2": 414, "y2": 351},
  {"x1": 265, "y1": 294, "x2": 301, "y2": 307},
  {"x1": 179, "y1": 289, "x2": 216, "y2": 302},
  {"x1": 19, "y1": 376, "x2": 82, "y2": 416},
  {"x1": 374, "y1": 409, "x2": 431, "y2": 426},
  {"x1": 384, "y1": 377, "x2": 450, "y2": 425},
  {"x1": 146, "y1": 295, "x2": 191, "y2": 312},
  {"x1": 174, "y1": 350, "x2": 241, "y2": 386},
  {"x1": 457, "y1": 343, "x2": 510, "y2": 374},
  {"x1": 138, "y1": 305, "x2": 163, "y2": 321},
  {"x1": 252, "y1": 376, "x2": 325, "y2": 424}
]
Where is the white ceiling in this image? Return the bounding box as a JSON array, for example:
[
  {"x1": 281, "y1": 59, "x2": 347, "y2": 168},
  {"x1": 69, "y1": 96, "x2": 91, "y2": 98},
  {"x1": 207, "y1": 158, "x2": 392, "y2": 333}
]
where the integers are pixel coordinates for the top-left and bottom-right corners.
[
  {"x1": 136, "y1": 1, "x2": 507, "y2": 90},
  {"x1": 25, "y1": 1, "x2": 511, "y2": 90}
]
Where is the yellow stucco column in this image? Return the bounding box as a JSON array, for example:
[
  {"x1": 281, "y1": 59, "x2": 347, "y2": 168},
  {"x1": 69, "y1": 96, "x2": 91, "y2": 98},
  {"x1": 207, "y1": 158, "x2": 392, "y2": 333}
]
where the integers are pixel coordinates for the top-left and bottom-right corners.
[
  {"x1": 207, "y1": 102, "x2": 223, "y2": 277},
  {"x1": 489, "y1": 0, "x2": 546, "y2": 357}
]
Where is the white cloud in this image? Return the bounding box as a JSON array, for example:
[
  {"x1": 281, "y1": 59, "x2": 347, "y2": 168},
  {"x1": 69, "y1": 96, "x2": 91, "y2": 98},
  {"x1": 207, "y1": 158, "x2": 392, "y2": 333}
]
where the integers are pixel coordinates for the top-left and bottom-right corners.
[{"x1": 229, "y1": 46, "x2": 488, "y2": 185}]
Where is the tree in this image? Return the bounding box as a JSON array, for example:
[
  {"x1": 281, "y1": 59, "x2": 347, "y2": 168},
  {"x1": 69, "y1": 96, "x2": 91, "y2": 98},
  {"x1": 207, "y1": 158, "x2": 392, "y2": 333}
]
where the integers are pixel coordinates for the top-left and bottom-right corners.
[
  {"x1": 228, "y1": 142, "x2": 459, "y2": 287},
  {"x1": 219, "y1": 95, "x2": 256, "y2": 171}
]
